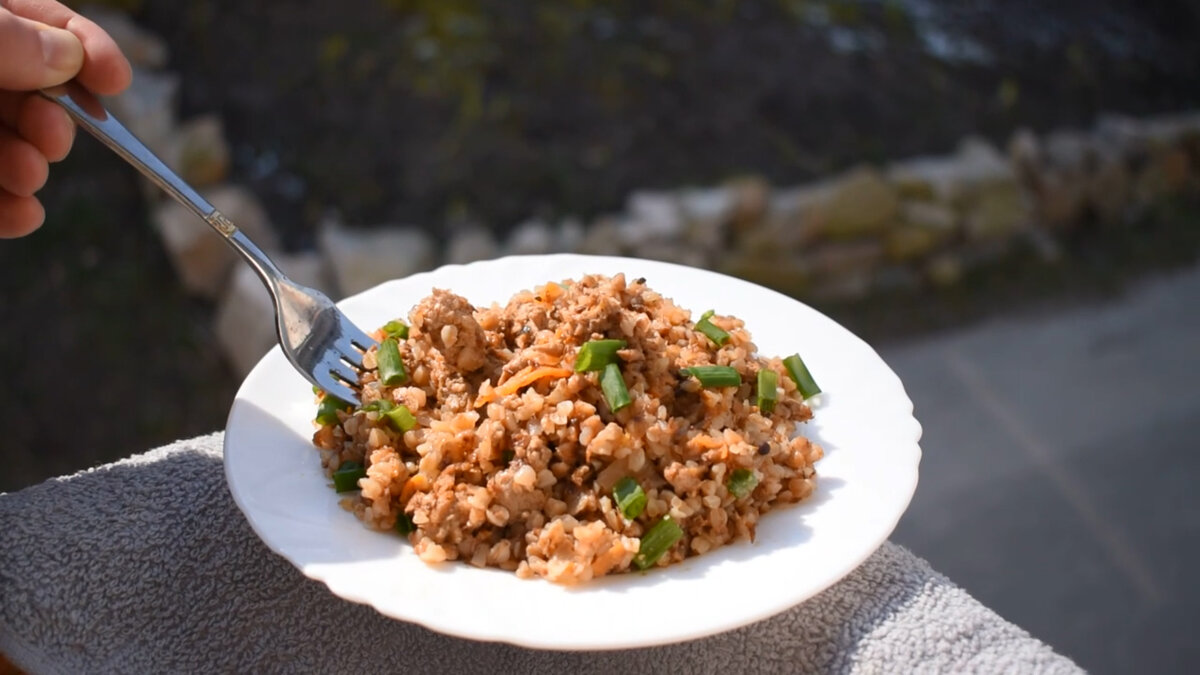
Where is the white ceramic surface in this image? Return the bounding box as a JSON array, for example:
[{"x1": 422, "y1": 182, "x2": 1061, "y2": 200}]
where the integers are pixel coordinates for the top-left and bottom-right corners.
[{"x1": 224, "y1": 254, "x2": 922, "y2": 650}]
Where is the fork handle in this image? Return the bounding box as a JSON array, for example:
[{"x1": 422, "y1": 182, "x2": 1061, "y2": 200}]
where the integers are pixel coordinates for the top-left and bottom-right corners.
[{"x1": 41, "y1": 82, "x2": 287, "y2": 287}]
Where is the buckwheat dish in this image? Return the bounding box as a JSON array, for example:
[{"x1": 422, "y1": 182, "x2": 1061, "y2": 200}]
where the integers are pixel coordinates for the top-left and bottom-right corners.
[{"x1": 311, "y1": 273, "x2": 824, "y2": 584}]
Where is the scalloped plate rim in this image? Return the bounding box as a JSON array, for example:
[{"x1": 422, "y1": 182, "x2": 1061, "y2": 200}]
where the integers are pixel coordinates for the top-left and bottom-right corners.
[{"x1": 224, "y1": 253, "x2": 922, "y2": 650}]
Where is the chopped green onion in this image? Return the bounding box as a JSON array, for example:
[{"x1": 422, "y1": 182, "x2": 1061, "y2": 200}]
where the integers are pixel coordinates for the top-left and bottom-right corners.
[
  {"x1": 695, "y1": 309, "x2": 731, "y2": 346},
  {"x1": 783, "y1": 354, "x2": 821, "y2": 399},
  {"x1": 394, "y1": 513, "x2": 416, "y2": 535},
  {"x1": 574, "y1": 339, "x2": 627, "y2": 372},
  {"x1": 601, "y1": 362, "x2": 632, "y2": 412},
  {"x1": 383, "y1": 404, "x2": 417, "y2": 432},
  {"x1": 362, "y1": 398, "x2": 417, "y2": 431},
  {"x1": 382, "y1": 319, "x2": 409, "y2": 340},
  {"x1": 315, "y1": 394, "x2": 352, "y2": 425},
  {"x1": 683, "y1": 365, "x2": 741, "y2": 388},
  {"x1": 332, "y1": 460, "x2": 366, "y2": 492},
  {"x1": 376, "y1": 338, "x2": 408, "y2": 386},
  {"x1": 727, "y1": 468, "x2": 759, "y2": 499},
  {"x1": 756, "y1": 369, "x2": 779, "y2": 414},
  {"x1": 634, "y1": 516, "x2": 684, "y2": 570},
  {"x1": 360, "y1": 399, "x2": 393, "y2": 413},
  {"x1": 613, "y1": 476, "x2": 647, "y2": 520}
]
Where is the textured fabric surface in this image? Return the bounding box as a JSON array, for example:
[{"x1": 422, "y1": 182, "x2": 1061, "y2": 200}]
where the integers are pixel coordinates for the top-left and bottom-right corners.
[{"x1": 0, "y1": 434, "x2": 1080, "y2": 674}]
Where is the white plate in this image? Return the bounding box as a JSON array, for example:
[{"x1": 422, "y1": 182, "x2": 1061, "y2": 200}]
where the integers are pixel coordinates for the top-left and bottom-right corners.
[{"x1": 224, "y1": 254, "x2": 922, "y2": 650}]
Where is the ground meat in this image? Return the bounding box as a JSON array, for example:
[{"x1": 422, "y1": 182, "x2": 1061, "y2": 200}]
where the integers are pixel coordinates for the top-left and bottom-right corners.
[{"x1": 410, "y1": 289, "x2": 488, "y2": 372}]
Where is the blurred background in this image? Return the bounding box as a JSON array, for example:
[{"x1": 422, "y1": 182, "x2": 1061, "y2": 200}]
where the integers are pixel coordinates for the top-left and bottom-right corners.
[{"x1": 1, "y1": 0, "x2": 1198, "y2": 671}]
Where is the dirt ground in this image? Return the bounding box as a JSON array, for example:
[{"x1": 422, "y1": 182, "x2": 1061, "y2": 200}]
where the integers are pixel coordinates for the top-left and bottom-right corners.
[
  {"x1": 2, "y1": 0, "x2": 1198, "y2": 492},
  {"x1": 135, "y1": 0, "x2": 1200, "y2": 243}
]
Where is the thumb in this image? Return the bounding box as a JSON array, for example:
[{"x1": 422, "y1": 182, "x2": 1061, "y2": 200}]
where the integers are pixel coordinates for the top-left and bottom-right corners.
[{"x1": 0, "y1": 9, "x2": 85, "y2": 90}]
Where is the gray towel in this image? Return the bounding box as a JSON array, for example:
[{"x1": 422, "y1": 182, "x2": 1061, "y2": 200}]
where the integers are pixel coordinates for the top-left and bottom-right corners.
[{"x1": 0, "y1": 434, "x2": 1080, "y2": 673}]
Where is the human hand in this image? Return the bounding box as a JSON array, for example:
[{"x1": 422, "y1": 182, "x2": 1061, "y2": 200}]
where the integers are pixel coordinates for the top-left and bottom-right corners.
[{"x1": 1, "y1": 0, "x2": 131, "y2": 238}]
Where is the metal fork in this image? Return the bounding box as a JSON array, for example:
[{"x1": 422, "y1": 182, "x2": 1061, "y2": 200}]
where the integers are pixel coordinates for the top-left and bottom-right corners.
[{"x1": 42, "y1": 82, "x2": 376, "y2": 405}]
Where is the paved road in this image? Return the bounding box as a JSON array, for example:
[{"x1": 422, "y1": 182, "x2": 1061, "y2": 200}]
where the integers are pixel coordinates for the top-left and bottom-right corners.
[{"x1": 883, "y1": 262, "x2": 1200, "y2": 673}]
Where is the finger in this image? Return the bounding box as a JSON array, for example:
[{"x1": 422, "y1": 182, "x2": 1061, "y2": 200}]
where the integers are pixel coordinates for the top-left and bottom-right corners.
[
  {"x1": 0, "y1": 127, "x2": 49, "y2": 196},
  {"x1": 2, "y1": 0, "x2": 132, "y2": 94},
  {"x1": 66, "y1": 12, "x2": 132, "y2": 95},
  {"x1": 0, "y1": 190, "x2": 45, "y2": 238},
  {"x1": 0, "y1": 9, "x2": 84, "y2": 89},
  {"x1": 0, "y1": 90, "x2": 20, "y2": 128},
  {"x1": 17, "y1": 92, "x2": 74, "y2": 161},
  {"x1": 0, "y1": 91, "x2": 74, "y2": 161}
]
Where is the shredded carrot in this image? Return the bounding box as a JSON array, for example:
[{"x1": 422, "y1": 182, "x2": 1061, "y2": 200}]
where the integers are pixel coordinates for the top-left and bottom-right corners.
[
  {"x1": 687, "y1": 434, "x2": 725, "y2": 451},
  {"x1": 400, "y1": 474, "x2": 430, "y2": 503},
  {"x1": 540, "y1": 281, "x2": 566, "y2": 303},
  {"x1": 474, "y1": 366, "x2": 572, "y2": 407}
]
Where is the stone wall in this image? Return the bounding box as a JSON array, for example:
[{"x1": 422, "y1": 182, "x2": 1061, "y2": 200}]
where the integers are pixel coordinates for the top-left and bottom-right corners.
[{"x1": 87, "y1": 8, "x2": 1200, "y2": 377}]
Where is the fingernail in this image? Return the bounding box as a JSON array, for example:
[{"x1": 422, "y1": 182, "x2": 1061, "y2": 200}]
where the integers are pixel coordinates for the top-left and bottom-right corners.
[{"x1": 39, "y1": 27, "x2": 84, "y2": 77}]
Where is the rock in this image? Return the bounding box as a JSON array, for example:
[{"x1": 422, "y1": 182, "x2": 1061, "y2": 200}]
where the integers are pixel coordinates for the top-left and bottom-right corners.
[
  {"x1": 806, "y1": 269, "x2": 874, "y2": 302},
  {"x1": 319, "y1": 223, "x2": 436, "y2": 297},
  {"x1": 153, "y1": 184, "x2": 278, "y2": 299},
  {"x1": 617, "y1": 192, "x2": 685, "y2": 252},
  {"x1": 1024, "y1": 128, "x2": 1140, "y2": 228},
  {"x1": 1094, "y1": 113, "x2": 1148, "y2": 159},
  {"x1": 679, "y1": 187, "x2": 733, "y2": 251},
  {"x1": 890, "y1": 168, "x2": 937, "y2": 201},
  {"x1": 1087, "y1": 153, "x2": 1132, "y2": 225},
  {"x1": 1027, "y1": 129, "x2": 1108, "y2": 230},
  {"x1": 885, "y1": 225, "x2": 941, "y2": 261},
  {"x1": 214, "y1": 253, "x2": 333, "y2": 378},
  {"x1": 900, "y1": 200, "x2": 958, "y2": 234},
  {"x1": 964, "y1": 182, "x2": 1029, "y2": 240},
  {"x1": 1007, "y1": 127, "x2": 1041, "y2": 186},
  {"x1": 718, "y1": 253, "x2": 811, "y2": 299},
  {"x1": 445, "y1": 226, "x2": 499, "y2": 264},
  {"x1": 81, "y1": 6, "x2": 169, "y2": 69},
  {"x1": 1008, "y1": 128, "x2": 1041, "y2": 166},
  {"x1": 822, "y1": 167, "x2": 899, "y2": 238},
  {"x1": 1038, "y1": 172, "x2": 1089, "y2": 229},
  {"x1": 1136, "y1": 112, "x2": 1200, "y2": 148},
  {"x1": 556, "y1": 217, "x2": 587, "y2": 253},
  {"x1": 1133, "y1": 147, "x2": 1193, "y2": 205},
  {"x1": 506, "y1": 219, "x2": 555, "y2": 256},
  {"x1": 577, "y1": 217, "x2": 626, "y2": 257},
  {"x1": 957, "y1": 136, "x2": 1009, "y2": 166},
  {"x1": 105, "y1": 68, "x2": 179, "y2": 158},
  {"x1": 634, "y1": 241, "x2": 710, "y2": 269},
  {"x1": 890, "y1": 201, "x2": 961, "y2": 261},
  {"x1": 924, "y1": 253, "x2": 963, "y2": 286},
  {"x1": 887, "y1": 156, "x2": 953, "y2": 202},
  {"x1": 679, "y1": 187, "x2": 733, "y2": 228},
  {"x1": 759, "y1": 181, "x2": 838, "y2": 249},
  {"x1": 958, "y1": 237, "x2": 1015, "y2": 268},
  {"x1": 727, "y1": 176, "x2": 771, "y2": 233},
  {"x1": 626, "y1": 191, "x2": 684, "y2": 241},
  {"x1": 891, "y1": 139, "x2": 1027, "y2": 237},
  {"x1": 1160, "y1": 147, "x2": 1193, "y2": 193},
  {"x1": 735, "y1": 226, "x2": 789, "y2": 261},
  {"x1": 872, "y1": 265, "x2": 922, "y2": 294},
  {"x1": 956, "y1": 136, "x2": 1016, "y2": 189},
  {"x1": 887, "y1": 137, "x2": 1014, "y2": 207},
  {"x1": 801, "y1": 240, "x2": 885, "y2": 277},
  {"x1": 171, "y1": 115, "x2": 231, "y2": 187},
  {"x1": 1042, "y1": 130, "x2": 1092, "y2": 171}
]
